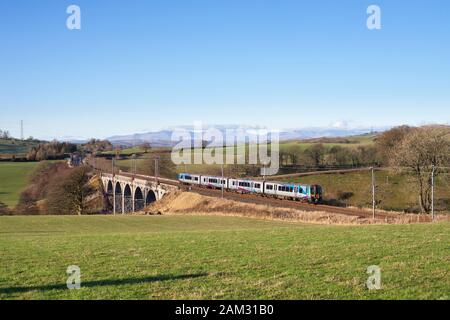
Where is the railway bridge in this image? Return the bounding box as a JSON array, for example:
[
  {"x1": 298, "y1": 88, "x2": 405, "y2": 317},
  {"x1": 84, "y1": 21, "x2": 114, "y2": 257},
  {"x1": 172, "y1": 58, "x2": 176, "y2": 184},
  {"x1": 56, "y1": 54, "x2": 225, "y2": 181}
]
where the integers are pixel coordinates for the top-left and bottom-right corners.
[{"x1": 100, "y1": 172, "x2": 178, "y2": 214}]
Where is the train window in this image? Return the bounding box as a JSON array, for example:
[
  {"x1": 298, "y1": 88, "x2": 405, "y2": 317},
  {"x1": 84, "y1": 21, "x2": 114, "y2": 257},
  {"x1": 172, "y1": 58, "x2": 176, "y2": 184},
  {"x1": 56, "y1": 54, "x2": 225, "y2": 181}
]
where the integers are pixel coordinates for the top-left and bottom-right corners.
[
  {"x1": 195, "y1": 177, "x2": 198, "y2": 181},
  {"x1": 255, "y1": 183, "x2": 260, "y2": 189},
  {"x1": 266, "y1": 185, "x2": 271, "y2": 190}
]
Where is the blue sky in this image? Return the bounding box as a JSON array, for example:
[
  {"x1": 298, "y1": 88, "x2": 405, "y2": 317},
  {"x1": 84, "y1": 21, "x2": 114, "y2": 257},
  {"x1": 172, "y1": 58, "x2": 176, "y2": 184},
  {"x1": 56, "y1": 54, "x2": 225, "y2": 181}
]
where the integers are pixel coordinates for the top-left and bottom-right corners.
[{"x1": 0, "y1": 0, "x2": 449, "y2": 139}]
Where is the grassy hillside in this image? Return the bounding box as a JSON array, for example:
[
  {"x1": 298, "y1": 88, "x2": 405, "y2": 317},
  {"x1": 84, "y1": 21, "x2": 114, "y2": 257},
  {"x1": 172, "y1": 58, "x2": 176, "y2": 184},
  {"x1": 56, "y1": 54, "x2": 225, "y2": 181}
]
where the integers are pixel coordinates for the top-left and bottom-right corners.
[
  {"x1": 282, "y1": 170, "x2": 450, "y2": 213},
  {"x1": 0, "y1": 215, "x2": 448, "y2": 300},
  {"x1": 0, "y1": 138, "x2": 39, "y2": 155},
  {"x1": 0, "y1": 162, "x2": 39, "y2": 207},
  {"x1": 279, "y1": 133, "x2": 377, "y2": 151}
]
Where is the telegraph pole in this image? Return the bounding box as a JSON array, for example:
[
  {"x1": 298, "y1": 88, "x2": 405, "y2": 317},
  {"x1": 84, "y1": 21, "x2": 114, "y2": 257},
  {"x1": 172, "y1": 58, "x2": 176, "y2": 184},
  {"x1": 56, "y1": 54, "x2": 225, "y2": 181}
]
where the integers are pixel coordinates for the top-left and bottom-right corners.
[
  {"x1": 112, "y1": 157, "x2": 116, "y2": 215},
  {"x1": 262, "y1": 163, "x2": 266, "y2": 181},
  {"x1": 221, "y1": 163, "x2": 224, "y2": 198},
  {"x1": 371, "y1": 167, "x2": 375, "y2": 219},
  {"x1": 20, "y1": 120, "x2": 24, "y2": 140},
  {"x1": 155, "y1": 157, "x2": 159, "y2": 185},
  {"x1": 431, "y1": 165, "x2": 435, "y2": 221},
  {"x1": 131, "y1": 154, "x2": 136, "y2": 177}
]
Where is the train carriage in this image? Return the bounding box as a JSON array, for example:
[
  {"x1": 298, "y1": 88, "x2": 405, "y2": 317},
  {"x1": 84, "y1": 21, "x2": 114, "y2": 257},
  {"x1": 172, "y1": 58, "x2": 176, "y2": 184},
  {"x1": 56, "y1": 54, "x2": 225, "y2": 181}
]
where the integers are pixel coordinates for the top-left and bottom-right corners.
[
  {"x1": 177, "y1": 173, "x2": 201, "y2": 185},
  {"x1": 200, "y1": 175, "x2": 228, "y2": 189},
  {"x1": 228, "y1": 179, "x2": 264, "y2": 194},
  {"x1": 264, "y1": 182, "x2": 322, "y2": 203}
]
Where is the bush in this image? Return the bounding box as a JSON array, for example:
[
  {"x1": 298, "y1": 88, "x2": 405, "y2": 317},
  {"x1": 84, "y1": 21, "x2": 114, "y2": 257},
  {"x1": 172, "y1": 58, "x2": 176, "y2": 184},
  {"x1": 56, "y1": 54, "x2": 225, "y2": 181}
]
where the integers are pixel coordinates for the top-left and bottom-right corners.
[
  {"x1": 0, "y1": 201, "x2": 11, "y2": 215},
  {"x1": 45, "y1": 166, "x2": 94, "y2": 215}
]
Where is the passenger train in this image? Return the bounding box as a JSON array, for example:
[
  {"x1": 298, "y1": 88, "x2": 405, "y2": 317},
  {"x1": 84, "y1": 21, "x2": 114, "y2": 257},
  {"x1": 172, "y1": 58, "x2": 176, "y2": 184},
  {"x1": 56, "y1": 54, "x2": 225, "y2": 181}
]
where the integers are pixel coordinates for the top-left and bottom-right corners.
[{"x1": 177, "y1": 173, "x2": 323, "y2": 203}]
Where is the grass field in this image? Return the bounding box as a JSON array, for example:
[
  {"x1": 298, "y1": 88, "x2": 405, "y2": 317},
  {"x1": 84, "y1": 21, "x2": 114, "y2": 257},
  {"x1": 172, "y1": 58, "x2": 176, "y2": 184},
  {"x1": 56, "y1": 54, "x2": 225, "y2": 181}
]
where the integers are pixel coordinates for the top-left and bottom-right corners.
[
  {"x1": 0, "y1": 162, "x2": 38, "y2": 207},
  {"x1": 0, "y1": 215, "x2": 448, "y2": 300}
]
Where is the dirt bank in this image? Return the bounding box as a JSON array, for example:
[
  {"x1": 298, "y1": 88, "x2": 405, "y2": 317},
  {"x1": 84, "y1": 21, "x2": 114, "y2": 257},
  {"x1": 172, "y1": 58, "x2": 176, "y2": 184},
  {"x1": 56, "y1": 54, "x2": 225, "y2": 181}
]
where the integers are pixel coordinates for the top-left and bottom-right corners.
[{"x1": 136, "y1": 191, "x2": 442, "y2": 225}]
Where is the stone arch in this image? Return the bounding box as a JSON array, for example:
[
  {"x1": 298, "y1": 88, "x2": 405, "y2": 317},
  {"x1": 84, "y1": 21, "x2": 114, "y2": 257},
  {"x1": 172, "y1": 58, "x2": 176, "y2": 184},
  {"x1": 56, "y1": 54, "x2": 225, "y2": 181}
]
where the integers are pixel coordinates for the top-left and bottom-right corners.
[
  {"x1": 146, "y1": 190, "x2": 157, "y2": 205},
  {"x1": 106, "y1": 180, "x2": 114, "y2": 212},
  {"x1": 107, "y1": 181, "x2": 113, "y2": 194},
  {"x1": 124, "y1": 184, "x2": 133, "y2": 213},
  {"x1": 115, "y1": 182, "x2": 123, "y2": 213},
  {"x1": 134, "y1": 187, "x2": 144, "y2": 211}
]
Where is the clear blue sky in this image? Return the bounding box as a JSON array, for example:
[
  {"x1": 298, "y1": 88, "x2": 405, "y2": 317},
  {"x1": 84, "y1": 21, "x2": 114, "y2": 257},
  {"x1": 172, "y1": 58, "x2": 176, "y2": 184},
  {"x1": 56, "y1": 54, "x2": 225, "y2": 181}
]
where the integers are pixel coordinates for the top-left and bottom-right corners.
[{"x1": 0, "y1": 0, "x2": 449, "y2": 139}]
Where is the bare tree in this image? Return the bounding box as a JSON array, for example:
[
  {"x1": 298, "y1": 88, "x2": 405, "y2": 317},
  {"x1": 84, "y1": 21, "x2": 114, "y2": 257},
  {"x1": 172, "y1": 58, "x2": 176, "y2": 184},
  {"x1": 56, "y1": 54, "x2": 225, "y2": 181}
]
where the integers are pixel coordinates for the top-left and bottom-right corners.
[
  {"x1": 304, "y1": 144, "x2": 325, "y2": 167},
  {"x1": 46, "y1": 166, "x2": 93, "y2": 215},
  {"x1": 391, "y1": 126, "x2": 450, "y2": 213},
  {"x1": 140, "y1": 142, "x2": 151, "y2": 153},
  {"x1": 376, "y1": 125, "x2": 413, "y2": 164}
]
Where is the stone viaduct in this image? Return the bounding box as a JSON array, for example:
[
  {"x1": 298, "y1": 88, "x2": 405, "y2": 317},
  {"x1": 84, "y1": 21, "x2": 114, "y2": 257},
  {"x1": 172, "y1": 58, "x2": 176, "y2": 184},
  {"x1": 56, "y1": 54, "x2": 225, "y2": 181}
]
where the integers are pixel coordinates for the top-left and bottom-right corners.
[{"x1": 100, "y1": 172, "x2": 178, "y2": 214}]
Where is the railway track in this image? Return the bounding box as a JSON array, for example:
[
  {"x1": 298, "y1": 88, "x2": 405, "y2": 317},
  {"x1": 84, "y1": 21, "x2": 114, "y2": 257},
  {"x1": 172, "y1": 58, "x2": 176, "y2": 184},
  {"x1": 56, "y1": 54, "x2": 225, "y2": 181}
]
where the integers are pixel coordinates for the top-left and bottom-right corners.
[{"x1": 180, "y1": 185, "x2": 426, "y2": 222}]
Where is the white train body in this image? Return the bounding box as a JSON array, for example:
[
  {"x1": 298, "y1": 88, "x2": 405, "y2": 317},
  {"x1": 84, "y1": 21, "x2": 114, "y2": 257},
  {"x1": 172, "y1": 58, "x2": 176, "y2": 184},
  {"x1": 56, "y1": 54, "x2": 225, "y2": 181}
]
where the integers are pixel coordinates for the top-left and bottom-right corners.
[
  {"x1": 228, "y1": 179, "x2": 264, "y2": 194},
  {"x1": 177, "y1": 173, "x2": 201, "y2": 185},
  {"x1": 177, "y1": 173, "x2": 322, "y2": 203},
  {"x1": 265, "y1": 182, "x2": 311, "y2": 200},
  {"x1": 200, "y1": 175, "x2": 228, "y2": 189}
]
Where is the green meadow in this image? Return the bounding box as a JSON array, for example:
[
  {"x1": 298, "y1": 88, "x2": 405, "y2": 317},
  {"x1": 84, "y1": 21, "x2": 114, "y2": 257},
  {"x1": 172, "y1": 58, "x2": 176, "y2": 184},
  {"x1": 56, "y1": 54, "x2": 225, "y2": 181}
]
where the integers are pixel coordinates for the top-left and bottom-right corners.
[
  {"x1": 0, "y1": 215, "x2": 448, "y2": 300},
  {"x1": 0, "y1": 162, "x2": 38, "y2": 207}
]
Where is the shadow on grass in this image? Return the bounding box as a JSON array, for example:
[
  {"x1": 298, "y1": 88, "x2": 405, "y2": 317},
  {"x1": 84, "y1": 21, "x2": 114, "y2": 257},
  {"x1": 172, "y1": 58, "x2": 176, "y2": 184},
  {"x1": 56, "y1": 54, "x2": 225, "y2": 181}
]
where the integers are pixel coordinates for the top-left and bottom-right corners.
[{"x1": 0, "y1": 273, "x2": 208, "y2": 294}]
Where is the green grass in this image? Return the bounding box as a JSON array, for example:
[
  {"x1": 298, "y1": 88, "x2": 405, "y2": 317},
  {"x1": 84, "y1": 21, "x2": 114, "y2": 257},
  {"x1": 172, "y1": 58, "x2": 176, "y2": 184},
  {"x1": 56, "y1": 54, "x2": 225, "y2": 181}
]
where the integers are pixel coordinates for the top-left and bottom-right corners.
[
  {"x1": 0, "y1": 162, "x2": 39, "y2": 207},
  {"x1": 0, "y1": 215, "x2": 449, "y2": 299}
]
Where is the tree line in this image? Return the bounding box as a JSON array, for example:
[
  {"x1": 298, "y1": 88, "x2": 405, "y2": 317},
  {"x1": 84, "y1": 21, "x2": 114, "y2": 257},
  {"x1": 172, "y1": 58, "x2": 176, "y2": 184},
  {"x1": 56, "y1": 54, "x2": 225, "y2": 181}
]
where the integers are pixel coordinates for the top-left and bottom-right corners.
[{"x1": 25, "y1": 139, "x2": 113, "y2": 161}]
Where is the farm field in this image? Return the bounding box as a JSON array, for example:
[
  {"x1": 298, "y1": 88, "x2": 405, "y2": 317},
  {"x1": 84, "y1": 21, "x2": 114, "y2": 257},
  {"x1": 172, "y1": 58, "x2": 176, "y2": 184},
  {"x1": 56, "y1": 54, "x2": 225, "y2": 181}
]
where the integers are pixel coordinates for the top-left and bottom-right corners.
[
  {"x1": 0, "y1": 162, "x2": 38, "y2": 207},
  {"x1": 0, "y1": 215, "x2": 449, "y2": 300},
  {"x1": 0, "y1": 138, "x2": 38, "y2": 155}
]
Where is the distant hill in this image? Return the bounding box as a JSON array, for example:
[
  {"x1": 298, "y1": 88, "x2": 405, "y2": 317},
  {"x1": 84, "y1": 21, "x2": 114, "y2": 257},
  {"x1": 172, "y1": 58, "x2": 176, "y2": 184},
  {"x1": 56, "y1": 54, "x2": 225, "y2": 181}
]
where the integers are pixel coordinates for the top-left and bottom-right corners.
[{"x1": 106, "y1": 126, "x2": 388, "y2": 147}]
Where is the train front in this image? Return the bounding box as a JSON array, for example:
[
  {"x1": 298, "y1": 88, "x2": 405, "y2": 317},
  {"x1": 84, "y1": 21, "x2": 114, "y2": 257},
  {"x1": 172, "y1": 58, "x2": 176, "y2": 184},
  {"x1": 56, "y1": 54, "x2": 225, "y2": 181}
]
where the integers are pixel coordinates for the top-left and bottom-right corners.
[{"x1": 310, "y1": 185, "x2": 323, "y2": 203}]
